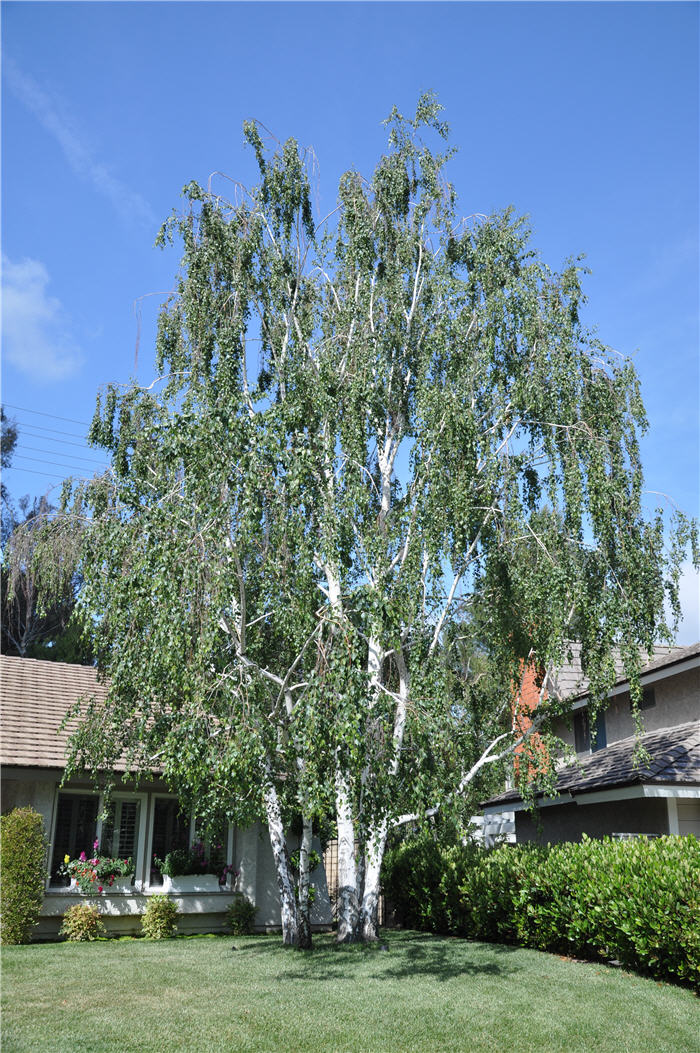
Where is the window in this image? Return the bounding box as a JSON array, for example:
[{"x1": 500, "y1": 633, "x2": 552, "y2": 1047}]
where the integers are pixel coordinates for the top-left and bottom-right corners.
[
  {"x1": 50, "y1": 791, "x2": 144, "y2": 887},
  {"x1": 149, "y1": 798, "x2": 191, "y2": 885},
  {"x1": 51, "y1": 789, "x2": 231, "y2": 890},
  {"x1": 573, "y1": 708, "x2": 606, "y2": 753},
  {"x1": 100, "y1": 798, "x2": 142, "y2": 886},
  {"x1": 574, "y1": 708, "x2": 590, "y2": 753},
  {"x1": 591, "y1": 712, "x2": 606, "y2": 751},
  {"x1": 630, "y1": 687, "x2": 656, "y2": 711},
  {"x1": 50, "y1": 793, "x2": 99, "y2": 885}
]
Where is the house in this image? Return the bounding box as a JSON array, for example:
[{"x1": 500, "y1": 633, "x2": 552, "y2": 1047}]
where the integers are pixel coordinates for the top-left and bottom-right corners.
[
  {"x1": 0, "y1": 655, "x2": 332, "y2": 938},
  {"x1": 482, "y1": 641, "x2": 700, "y2": 843}
]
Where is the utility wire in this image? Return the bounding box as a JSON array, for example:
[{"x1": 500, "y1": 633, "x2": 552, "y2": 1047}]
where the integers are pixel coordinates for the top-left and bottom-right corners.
[
  {"x1": 14, "y1": 454, "x2": 106, "y2": 473},
  {"x1": 19, "y1": 430, "x2": 100, "y2": 451},
  {"x1": 4, "y1": 466, "x2": 67, "y2": 481},
  {"x1": 19, "y1": 445, "x2": 107, "y2": 467},
  {"x1": 14, "y1": 421, "x2": 90, "y2": 441},
  {"x1": 3, "y1": 403, "x2": 91, "y2": 427}
]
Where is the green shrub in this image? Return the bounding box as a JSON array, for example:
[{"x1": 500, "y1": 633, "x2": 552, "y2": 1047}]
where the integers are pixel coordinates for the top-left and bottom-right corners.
[
  {"x1": 0, "y1": 807, "x2": 48, "y2": 945},
  {"x1": 382, "y1": 833, "x2": 700, "y2": 989},
  {"x1": 226, "y1": 893, "x2": 257, "y2": 935},
  {"x1": 60, "y1": 903, "x2": 106, "y2": 941},
  {"x1": 382, "y1": 832, "x2": 448, "y2": 932},
  {"x1": 141, "y1": 895, "x2": 178, "y2": 939}
]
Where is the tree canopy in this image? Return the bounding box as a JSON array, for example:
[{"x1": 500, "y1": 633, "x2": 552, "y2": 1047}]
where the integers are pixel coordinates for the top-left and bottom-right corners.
[
  {"x1": 18, "y1": 95, "x2": 696, "y2": 945},
  {"x1": 2, "y1": 408, "x2": 91, "y2": 663}
]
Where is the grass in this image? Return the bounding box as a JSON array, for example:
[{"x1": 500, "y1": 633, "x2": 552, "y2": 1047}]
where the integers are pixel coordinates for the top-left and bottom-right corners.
[{"x1": 2, "y1": 931, "x2": 698, "y2": 1053}]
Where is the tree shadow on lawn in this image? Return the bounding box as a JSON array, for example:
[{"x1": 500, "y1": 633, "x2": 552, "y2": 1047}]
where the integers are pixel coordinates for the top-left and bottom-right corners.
[{"x1": 229, "y1": 933, "x2": 519, "y2": 984}]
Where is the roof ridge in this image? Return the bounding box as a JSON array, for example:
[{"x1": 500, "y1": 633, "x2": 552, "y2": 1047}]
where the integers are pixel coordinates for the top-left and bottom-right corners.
[{"x1": 0, "y1": 654, "x2": 98, "y2": 672}]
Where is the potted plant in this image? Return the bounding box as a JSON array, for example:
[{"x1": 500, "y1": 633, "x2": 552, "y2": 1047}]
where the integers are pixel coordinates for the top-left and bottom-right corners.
[
  {"x1": 61, "y1": 840, "x2": 135, "y2": 894},
  {"x1": 153, "y1": 841, "x2": 236, "y2": 893}
]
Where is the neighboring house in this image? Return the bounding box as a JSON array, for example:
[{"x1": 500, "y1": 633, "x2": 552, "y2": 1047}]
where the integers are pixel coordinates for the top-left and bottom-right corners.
[
  {"x1": 0, "y1": 655, "x2": 331, "y2": 938},
  {"x1": 482, "y1": 642, "x2": 700, "y2": 843}
]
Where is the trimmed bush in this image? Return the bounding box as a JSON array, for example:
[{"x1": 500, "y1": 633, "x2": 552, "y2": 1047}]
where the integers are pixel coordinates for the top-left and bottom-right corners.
[
  {"x1": 141, "y1": 894, "x2": 178, "y2": 939},
  {"x1": 0, "y1": 807, "x2": 48, "y2": 945},
  {"x1": 227, "y1": 893, "x2": 257, "y2": 935},
  {"x1": 60, "y1": 903, "x2": 106, "y2": 941},
  {"x1": 382, "y1": 833, "x2": 451, "y2": 932},
  {"x1": 382, "y1": 833, "x2": 700, "y2": 989}
]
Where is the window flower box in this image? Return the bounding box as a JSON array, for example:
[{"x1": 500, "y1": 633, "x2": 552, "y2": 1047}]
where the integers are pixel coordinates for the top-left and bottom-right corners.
[
  {"x1": 160, "y1": 874, "x2": 222, "y2": 894},
  {"x1": 61, "y1": 842, "x2": 135, "y2": 894},
  {"x1": 153, "y1": 841, "x2": 237, "y2": 894},
  {"x1": 105, "y1": 876, "x2": 135, "y2": 893}
]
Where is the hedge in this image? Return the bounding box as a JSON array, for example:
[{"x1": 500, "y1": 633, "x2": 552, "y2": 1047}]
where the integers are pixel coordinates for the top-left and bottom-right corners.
[
  {"x1": 0, "y1": 807, "x2": 48, "y2": 945},
  {"x1": 382, "y1": 832, "x2": 700, "y2": 989}
]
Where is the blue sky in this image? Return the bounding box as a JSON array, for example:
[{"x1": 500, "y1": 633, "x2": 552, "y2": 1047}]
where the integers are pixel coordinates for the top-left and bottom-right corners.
[{"x1": 2, "y1": 1, "x2": 698, "y2": 641}]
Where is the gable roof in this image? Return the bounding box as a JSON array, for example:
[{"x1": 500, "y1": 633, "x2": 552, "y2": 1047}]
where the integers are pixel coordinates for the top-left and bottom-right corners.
[
  {"x1": 483, "y1": 719, "x2": 700, "y2": 809},
  {"x1": 545, "y1": 642, "x2": 694, "y2": 703},
  {"x1": 1, "y1": 655, "x2": 111, "y2": 770}
]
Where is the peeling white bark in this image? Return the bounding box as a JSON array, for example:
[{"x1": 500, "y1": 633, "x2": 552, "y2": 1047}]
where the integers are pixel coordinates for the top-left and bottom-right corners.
[
  {"x1": 297, "y1": 814, "x2": 313, "y2": 950},
  {"x1": 335, "y1": 770, "x2": 360, "y2": 942},
  {"x1": 360, "y1": 654, "x2": 410, "y2": 939},
  {"x1": 263, "y1": 779, "x2": 298, "y2": 947},
  {"x1": 360, "y1": 824, "x2": 387, "y2": 941}
]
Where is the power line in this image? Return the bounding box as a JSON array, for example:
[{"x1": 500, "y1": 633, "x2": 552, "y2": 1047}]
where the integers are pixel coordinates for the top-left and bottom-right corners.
[
  {"x1": 14, "y1": 454, "x2": 106, "y2": 474},
  {"x1": 3, "y1": 403, "x2": 91, "y2": 427},
  {"x1": 14, "y1": 420, "x2": 90, "y2": 441},
  {"x1": 19, "y1": 429, "x2": 99, "y2": 451},
  {"x1": 4, "y1": 465, "x2": 67, "y2": 482},
  {"x1": 19, "y1": 445, "x2": 107, "y2": 467}
]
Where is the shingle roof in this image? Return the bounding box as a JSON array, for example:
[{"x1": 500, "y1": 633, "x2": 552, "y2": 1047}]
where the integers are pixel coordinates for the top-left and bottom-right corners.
[
  {"x1": 1, "y1": 655, "x2": 110, "y2": 770},
  {"x1": 483, "y1": 720, "x2": 700, "y2": 808},
  {"x1": 545, "y1": 642, "x2": 696, "y2": 703}
]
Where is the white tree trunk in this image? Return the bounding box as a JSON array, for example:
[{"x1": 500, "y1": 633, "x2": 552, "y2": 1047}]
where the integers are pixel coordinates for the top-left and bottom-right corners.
[
  {"x1": 359, "y1": 653, "x2": 409, "y2": 940},
  {"x1": 297, "y1": 814, "x2": 313, "y2": 950},
  {"x1": 360, "y1": 823, "x2": 387, "y2": 941},
  {"x1": 263, "y1": 782, "x2": 299, "y2": 947},
  {"x1": 335, "y1": 771, "x2": 360, "y2": 942}
]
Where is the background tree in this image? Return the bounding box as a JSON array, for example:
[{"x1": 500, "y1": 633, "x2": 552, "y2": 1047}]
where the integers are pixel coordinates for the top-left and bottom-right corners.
[
  {"x1": 19, "y1": 95, "x2": 696, "y2": 946},
  {"x1": 2, "y1": 409, "x2": 93, "y2": 664},
  {"x1": 1, "y1": 407, "x2": 18, "y2": 516},
  {"x1": 2, "y1": 494, "x2": 91, "y2": 662}
]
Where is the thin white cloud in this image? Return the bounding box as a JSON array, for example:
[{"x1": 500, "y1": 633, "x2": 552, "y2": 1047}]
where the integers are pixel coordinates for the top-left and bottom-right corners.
[
  {"x1": 4, "y1": 58, "x2": 155, "y2": 228},
  {"x1": 672, "y1": 561, "x2": 700, "y2": 647},
  {"x1": 2, "y1": 256, "x2": 83, "y2": 381}
]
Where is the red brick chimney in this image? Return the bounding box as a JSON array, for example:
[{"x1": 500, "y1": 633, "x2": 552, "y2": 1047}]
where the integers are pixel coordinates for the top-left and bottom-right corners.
[{"x1": 512, "y1": 659, "x2": 550, "y2": 780}]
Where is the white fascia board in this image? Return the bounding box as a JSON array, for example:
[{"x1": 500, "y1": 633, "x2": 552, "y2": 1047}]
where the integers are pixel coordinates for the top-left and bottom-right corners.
[
  {"x1": 567, "y1": 654, "x2": 700, "y2": 710},
  {"x1": 571, "y1": 785, "x2": 646, "y2": 805},
  {"x1": 483, "y1": 794, "x2": 572, "y2": 815},
  {"x1": 641, "y1": 785, "x2": 700, "y2": 799},
  {"x1": 577, "y1": 785, "x2": 700, "y2": 804},
  {"x1": 483, "y1": 782, "x2": 700, "y2": 813}
]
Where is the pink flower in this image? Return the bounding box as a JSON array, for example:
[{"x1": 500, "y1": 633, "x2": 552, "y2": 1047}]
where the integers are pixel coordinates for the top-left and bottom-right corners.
[
  {"x1": 79, "y1": 851, "x2": 86, "y2": 861},
  {"x1": 93, "y1": 839, "x2": 100, "y2": 852},
  {"x1": 98, "y1": 886, "x2": 103, "y2": 893}
]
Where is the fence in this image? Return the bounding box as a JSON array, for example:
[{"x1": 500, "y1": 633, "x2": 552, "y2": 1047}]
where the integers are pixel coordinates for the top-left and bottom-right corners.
[{"x1": 322, "y1": 840, "x2": 386, "y2": 927}]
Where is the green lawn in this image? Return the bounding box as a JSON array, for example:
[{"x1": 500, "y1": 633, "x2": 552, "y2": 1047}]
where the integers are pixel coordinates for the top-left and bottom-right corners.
[{"x1": 2, "y1": 931, "x2": 698, "y2": 1053}]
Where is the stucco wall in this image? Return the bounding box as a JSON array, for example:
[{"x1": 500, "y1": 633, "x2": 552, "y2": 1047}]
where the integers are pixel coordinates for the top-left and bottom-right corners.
[
  {"x1": 604, "y1": 667, "x2": 699, "y2": 742},
  {"x1": 246, "y1": 822, "x2": 332, "y2": 929},
  {"x1": 1, "y1": 770, "x2": 57, "y2": 831},
  {"x1": 514, "y1": 796, "x2": 669, "y2": 844},
  {"x1": 34, "y1": 890, "x2": 238, "y2": 939},
  {"x1": 551, "y1": 665, "x2": 699, "y2": 754}
]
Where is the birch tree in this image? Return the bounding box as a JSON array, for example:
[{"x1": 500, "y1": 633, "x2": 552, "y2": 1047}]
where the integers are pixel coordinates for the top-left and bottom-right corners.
[{"x1": 18, "y1": 94, "x2": 695, "y2": 946}]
